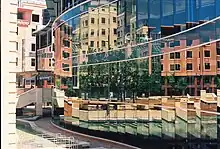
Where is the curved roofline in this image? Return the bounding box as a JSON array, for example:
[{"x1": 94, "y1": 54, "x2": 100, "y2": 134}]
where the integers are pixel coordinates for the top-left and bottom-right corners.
[
  {"x1": 52, "y1": 0, "x2": 92, "y2": 28},
  {"x1": 33, "y1": 19, "x2": 52, "y2": 35}
]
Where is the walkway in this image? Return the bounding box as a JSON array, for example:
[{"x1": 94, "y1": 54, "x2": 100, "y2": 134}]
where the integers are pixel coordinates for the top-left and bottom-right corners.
[
  {"x1": 34, "y1": 118, "x2": 140, "y2": 149},
  {"x1": 16, "y1": 129, "x2": 65, "y2": 149}
]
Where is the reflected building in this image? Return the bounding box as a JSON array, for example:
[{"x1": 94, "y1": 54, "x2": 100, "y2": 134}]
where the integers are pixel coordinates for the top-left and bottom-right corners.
[
  {"x1": 16, "y1": 0, "x2": 47, "y2": 89},
  {"x1": 44, "y1": 0, "x2": 220, "y2": 97},
  {"x1": 38, "y1": 0, "x2": 220, "y2": 148}
]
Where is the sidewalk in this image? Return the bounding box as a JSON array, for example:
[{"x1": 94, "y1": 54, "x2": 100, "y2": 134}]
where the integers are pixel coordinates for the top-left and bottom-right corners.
[{"x1": 16, "y1": 129, "x2": 65, "y2": 149}]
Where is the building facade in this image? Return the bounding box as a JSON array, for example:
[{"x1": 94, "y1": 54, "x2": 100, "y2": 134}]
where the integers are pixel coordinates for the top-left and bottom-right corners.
[
  {"x1": 1, "y1": 0, "x2": 18, "y2": 148},
  {"x1": 44, "y1": 0, "x2": 220, "y2": 98},
  {"x1": 16, "y1": 0, "x2": 46, "y2": 88}
]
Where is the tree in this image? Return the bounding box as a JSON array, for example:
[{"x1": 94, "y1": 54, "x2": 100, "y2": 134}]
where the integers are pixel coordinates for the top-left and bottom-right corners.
[
  {"x1": 175, "y1": 77, "x2": 188, "y2": 96},
  {"x1": 65, "y1": 77, "x2": 77, "y2": 97},
  {"x1": 167, "y1": 74, "x2": 176, "y2": 97},
  {"x1": 215, "y1": 75, "x2": 220, "y2": 89}
]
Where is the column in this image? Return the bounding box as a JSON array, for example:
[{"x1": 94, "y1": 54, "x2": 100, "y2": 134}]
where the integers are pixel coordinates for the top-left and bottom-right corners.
[
  {"x1": 211, "y1": 76, "x2": 215, "y2": 93},
  {"x1": 35, "y1": 88, "x2": 43, "y2": 116},
  {"x1": 43, "y1": 80, "x2": 48, "y2": 88},
  {"x1": 165, "y1": 77, "x2": 168, "y2": 96},
  {"x1": 194, "y1": 77, "x2": 198, "y2": 96}
]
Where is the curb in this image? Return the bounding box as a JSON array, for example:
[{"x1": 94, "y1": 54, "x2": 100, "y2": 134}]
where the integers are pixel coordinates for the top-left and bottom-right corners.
[{"x1": 50, "y1": 120, "x2": 141, "y2": 149}]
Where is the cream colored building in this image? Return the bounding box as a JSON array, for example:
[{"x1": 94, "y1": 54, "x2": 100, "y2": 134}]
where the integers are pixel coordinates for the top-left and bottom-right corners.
[
  {"x1": 1, "y1": 0, "x2": 18, "y2": 148},
  {"x1": 16, "y1": 0, "x2": 46, "y2": 86},
  {"x1": 79, "y1": 5, "x2": 117, "y2": 54}
]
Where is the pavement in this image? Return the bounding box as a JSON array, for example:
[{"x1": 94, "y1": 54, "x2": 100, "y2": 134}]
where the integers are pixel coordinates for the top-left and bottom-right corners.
[
  {"x1": 34, "y1": 118, "x2": 140, "y2": 149},
  {"x1": 16, "y1": 129, "x2": 65, "y2": 149}
]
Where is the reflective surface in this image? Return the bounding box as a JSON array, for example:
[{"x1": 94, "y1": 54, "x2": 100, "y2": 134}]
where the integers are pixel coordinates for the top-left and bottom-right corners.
[{"x1": 50, "y1": 1, "x2": 220, "y2": 148}]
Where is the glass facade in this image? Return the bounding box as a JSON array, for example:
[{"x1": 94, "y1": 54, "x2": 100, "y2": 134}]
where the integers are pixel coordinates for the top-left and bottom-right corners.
[
  {"x1": 52, "y1": 0, "x2": 220, "y2": 97},
  {"x1": 49, "y1": 0, "x2": 220, "y2": 147}
]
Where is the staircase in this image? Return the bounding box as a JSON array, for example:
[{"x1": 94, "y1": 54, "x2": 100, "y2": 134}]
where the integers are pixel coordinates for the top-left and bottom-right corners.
[{"x1": 17, "y1": 88, "x2": 65, "y2": 109}]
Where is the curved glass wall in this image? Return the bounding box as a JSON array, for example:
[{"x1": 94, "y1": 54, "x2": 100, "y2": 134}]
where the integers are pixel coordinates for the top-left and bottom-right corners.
[
  {"x1": 52, "y1": 1, "x2": 220, "y2": 147},
  {"x1": 52, "y1": 0, "x2": 220, "y2": 97}
]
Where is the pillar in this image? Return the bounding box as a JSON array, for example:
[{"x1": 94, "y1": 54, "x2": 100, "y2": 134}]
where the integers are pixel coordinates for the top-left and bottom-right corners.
[
  {"x1": 35, "y1": 88, "x2": 43, "y2": 116},
  {"x1": 165, "y1": 77, "x2": 168, "y2": 96},
  {"x1": 194, "y1": 77, "x2": 198, "y2": 96},
  {"x1": 148, "y1": 41, "x2": 152, "y2": 75},
  {"x1": 211, "y1": 76, "x2": 215, "y2": 93},
  {"x1": 43, "y1": 80, "x2": 48, "y2": 88}
]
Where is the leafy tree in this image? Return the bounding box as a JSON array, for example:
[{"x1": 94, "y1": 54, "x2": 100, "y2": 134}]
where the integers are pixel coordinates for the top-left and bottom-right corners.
[
  {"x1": 215, "y1": 75, "x2": 220, "y2": 89},
  {"x1": 167, "y1": 74, "x2": 176, "y2": 97},
  {"x1": 175, "y1": 77, "x2": 188, "y2": 96},
  {"x1": 65, "y1": 83, "x2": 75, "y2": 97}
]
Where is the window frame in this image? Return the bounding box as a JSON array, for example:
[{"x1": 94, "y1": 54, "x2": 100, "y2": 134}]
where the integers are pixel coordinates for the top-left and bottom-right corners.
[
  {"x1": 186, "y1": 63, "x2": 193, "y2": 71},
  {"x1": 31, "y1": 43, "x2": 36, "y2": 52},
  {"x1": 32, "y1": 14, "x2": 40, "y2": 22},
  {"x1": 204, "y1": 63, "x2": 210, "y2": 70},
  {"x1": 31, "y1": 58, "x2": 35, "y2": 67},
  {"x1": 186, "y1": 51, "x2": 192, "y2": 58},
  {"x1": 204, "y1": 50, "x2": 210, "y2": 57}
]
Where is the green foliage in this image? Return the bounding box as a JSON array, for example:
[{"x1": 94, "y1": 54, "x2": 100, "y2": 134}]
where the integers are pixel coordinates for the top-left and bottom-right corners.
[
  {"x1": 176, "y1": 77, "x2": 188, "y2": 95},
  {"x1": 56, "y1": 79, "x2": 60, "y2": 88},
  {"x1": 215, "y1": 75, "x2": 220, "y2": 88},
  {"x1": 65, "y1": 79, "x2": 75, "y2": 97}
]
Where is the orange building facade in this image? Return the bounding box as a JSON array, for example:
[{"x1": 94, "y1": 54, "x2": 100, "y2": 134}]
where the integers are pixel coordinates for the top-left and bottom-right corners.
[
  {"x1": 161, "y1": 40, "x2": 220, "y2": 96},
  {"x1": 54, "y1": 24, "x2": 73, "y2": 89}
]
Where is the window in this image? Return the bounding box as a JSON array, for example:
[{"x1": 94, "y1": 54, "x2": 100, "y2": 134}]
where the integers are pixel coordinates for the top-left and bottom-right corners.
[
  {"x1": 49, "y1": 59, "x2": 51, "y2": 67},
  {"x1": 91, "y1": 18, "x2": 95, "y2": 24},
  {"x1": 62, "y1": 63, "x2": 69, "y2": 71},
  {"x1": 31, "y1": 58, "x2": 35, "y2": 67},
  {"x1": 17, "y1": 12, "x2": 23, "y2": 19},
  {"x1": 32, "y1": 29, "x2": 36, "y2": 36},
  {"x1": 97, "y1": 41, "x2": 99, "y2": 47},
  {"x1": 113, "y1": 28, "x2": 117, "y2": 35},
  {"x1": 101, "y1": 29, "x2": 105, "y2": 35},
  {"x1": 62, "y1": 51, "x2": 70, "y2": 59},
  {"x1": 114, "y1": 40, "x2": 117, "y2": 46},
  {"x1": 217, "y1": 48, "x2": 220, "y2": 55},
  {"x1": 91, "y1": 29, "x2": 94, "y2": 36},
  {"x1": 117, "y1": 31, "x2": 121, "y2": 37},
  {"x1": 31, "y1": 44, "x2": 35, "y2": 51},
  {"x1": 85, "y1": 20, "x2": 88, "y2": 26},
  {"x1": 175, "y1": 52, "x2": 180, "y2": 59},
  {"x1": 186, "y1": 63, "x2": 193, "y2": 70},
  {"x1": 175, "y1": 64, "x2": 180, "y2": 71},
  {"x1": 32, "y1": 14, "x2": 39, "y2": 22},
  {"x1": 63, "y1": 40, "x2": 70, "y2": 47},
  {"x1": 101, "y1": 18, "x2": 105, "y2": 24},
  {"x1": 205, "y1": 63, "x2": 210, "y2": 70},
  {"x1": 118, "y1": 20, "x2": 120, "y2": 26},
  {"x1": 161, "y1": 64, "x2": 163, "y2": 71},
  {"x1": 204, "y1": 50, "x2": 210, "y2": 57},
  {"x1": 217, "y1": 61, "x2": 220, "y2": 68},
  {"x1": 90, "y1": 41, "x2": 94, "y2": 47},
  {"x1": 170, "y1": 53, "x2": 174, "y2": 59},
  {"x1": 187, "y1": 51, "x2": 192, "y2": 58},
  {"x1": 102, "y1": 8, "x2": 105, "y2": 11},
  {"x1": 17, "y1": 27, "x2": 18, "y2": 35},
  {"x1": 170, "y1": 64, "x2": 180, "y2": 71},
  {"x1": 113, "y1": 17, "x2": 116, "y2": 23},
  {"x1": 198, "y1": 64, "x2": 200, "y2": 70},
  {"x1": 170, "y1": 64, "x2": 175, "y2": 71},
  {"x1": 101, "y1": 41, "x2": 106, "y2": 47},
  {"x1": 16, "y1": 58, "x2": 18, "y2": 66}
]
